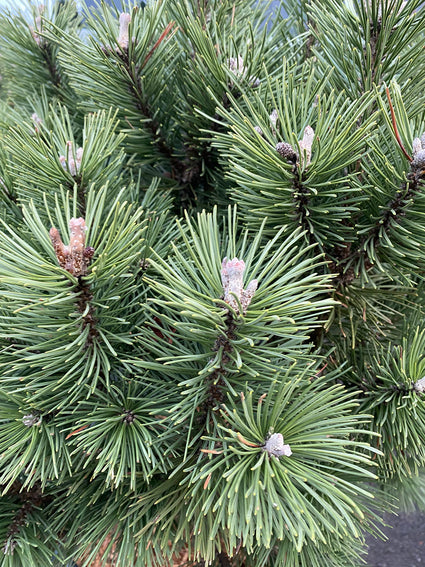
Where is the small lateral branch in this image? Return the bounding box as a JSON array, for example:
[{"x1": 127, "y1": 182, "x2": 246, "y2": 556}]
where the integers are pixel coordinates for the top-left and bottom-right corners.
[
  {"x1": 49, "y1": 217, "x2": 98, "y2": 347},
  {"x1": 2, "y1": 483, "x2": 45, "y2": 556}
]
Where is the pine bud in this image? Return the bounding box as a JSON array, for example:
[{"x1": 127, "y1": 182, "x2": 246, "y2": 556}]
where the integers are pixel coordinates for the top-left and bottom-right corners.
[
  {"x1": 84, "y1": 246, "x2": 95, "y2": 260},
  {"x1": 49, "y1": 217, "x2": 94, "y2": 277},
  {"x1": 276, "y1": 126, "x2": 315, "y2": 167},
  {"x1": 276, "y1": 142, "x2": 297, "y2": 162},
  {"x1": 263, "y1": 433, "x2": 292, "y2": 458},
  {"x1": 269, "y1": 109, "x2": 278, "y2": 129},
  {"x1": 117, "y1": 13, "x2": 131, "y2": 50},
  {"x1": 221, "y1": 257, "x2": 258, "y2": 314},
  {"x1": 59, "y1": 141, "x2": 83, "y2": 177},
  {"x1": 413, "y1": 377, "x2": 425, "y2": 393},
  {"x1": 227, "y1": 55, "x2": 260, "y2": 87},
  {"x1": 31, "y1": 112, "x2": 42, "y2": 134},
  {"x1": 241, "y1": 279, "x2": 258, "y2": 313},
  {"x1": 29, "y1": 5, "x2": 45, "y2": 46},
  {"x1": 227, "y1": 56, "x2": 242, "y2": 74},
  {"x1": 412, "y1": 150, "x2": 425, "y2": 170},
  {"x1": 412, "y1": 137, "x2": 422, "y2": 155},
  {"x1": 2, "y1": 539, "x2": 16, "y2": 555},
  {"x1": 31, "y1": 112, "x2": 42, "y2": 125},
  {"x1": 22, "y1": 414, "x2": 42, "y2": 427},
  {"x1": 412, "y1": 133, "x2": 425, "y2": 170},
  {"x1": 255, "y1": 110, "x2": 279, "y2": 137},
  {"x1": 221, "y1": 257, "x2": 244, "y2": 311},
  {"x1": 298, "y1": 125, "x2": 314, "y2": 168},
  {"x1": 122, "y1": 409, "x2": 136, "y2": 424}
]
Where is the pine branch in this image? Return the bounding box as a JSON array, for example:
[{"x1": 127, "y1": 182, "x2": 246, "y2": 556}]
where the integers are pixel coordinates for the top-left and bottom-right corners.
[
  {"x1": 0, "y1": 2, "x2": 80, "y2": 113},
  {"x1": 204, "y1": 311, "x2": 236, "y2": 408},
  {"x1": 104, "y1": 24, "x2": 178, "y2": 165},
  {"x1": 100, "y1": 14, "x2": 224, "y2": 211},
  {"x1": 367, "y1": 166, "x2": 424, "y2": 247},
  {"x1": 75, "y1": 275, "x2": 98, "y2": 345},
  {"x1": 216, "y1": 551, "x2": 232, "y2": 567},
  {"x1": 2, "y1": 1, "x2": 425, "y2": 565},
  {"x1": 305, "y1": 2, "x2": 317, "y2": 59},
  {"x1": 1, "y1": 482, "x2": 50, "y2": 555},
  {"x1": 276, "y1": 137, "x2": 317, "y2": 245},
  {"x1": 49, "y1": 217, "x2": 97, "y2": 348},
  {"x1": 39, "y1": 41, "x2": 63, "y2": 90},
  {"x1": 338, "y1": 93, "x2": 425, "y2": 280}
]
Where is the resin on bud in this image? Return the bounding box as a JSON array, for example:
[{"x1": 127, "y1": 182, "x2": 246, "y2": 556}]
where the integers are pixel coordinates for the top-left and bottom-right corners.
[
  {"x1": 221, "y1": 257, "x2": 258, "y2": 314},
  {"x1": 269, "y1": 109, "x2": 279, "y2": 131},
  {"x1": 29, "y1": 5, "x2": 45, "y2": 46},
  {"x1": 298, "y1": 126, "x2": 315, "y2": 168},
  {"x1": 254, "y1": 109, "x2": 279, "y2": 137},
  {"x1": 413, "y1": 377, "x2": 425, "y2": 393},
  {"x1": 31, "y1": 112, "x2": 43, "y2": 134},
  {"x1": 117, "y1": 13, "x2": 131, "y2": 50},
  {"x1": 412, "y1": 133, "x2": 425, "y2": 171},
  {"x1": 22, "y1": 414, "x2": 42, "y2": 427},
  {"x1": 263, "y1": 433, "x2": 292, "y2": 458}
]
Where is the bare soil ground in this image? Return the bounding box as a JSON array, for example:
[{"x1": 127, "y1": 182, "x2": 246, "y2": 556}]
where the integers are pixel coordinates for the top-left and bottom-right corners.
[{"x1": 366, "y1": 512, "x2": 425, "y2": 566}]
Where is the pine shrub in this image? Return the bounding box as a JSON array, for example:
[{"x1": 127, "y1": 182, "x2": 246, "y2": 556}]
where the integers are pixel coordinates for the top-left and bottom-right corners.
[{"x1": 0, "y1": 1, "x2": 424, "y2": 565}]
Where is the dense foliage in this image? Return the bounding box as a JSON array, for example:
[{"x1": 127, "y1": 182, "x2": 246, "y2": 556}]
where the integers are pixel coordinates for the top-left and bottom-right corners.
[{"x1": 0, "y1": 0, "x2": 425, "y2": 565}]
